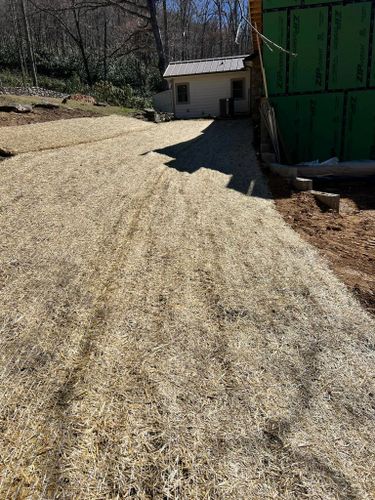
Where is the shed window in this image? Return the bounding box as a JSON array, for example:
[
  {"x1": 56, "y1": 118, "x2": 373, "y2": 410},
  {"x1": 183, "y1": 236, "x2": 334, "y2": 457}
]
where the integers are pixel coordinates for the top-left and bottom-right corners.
[
  {"x1": 231, "y1": 79, "x2": 245, "y2": 100},
  {"x1": 176, "y1": 83, "x2": 189, "y2": 104}
]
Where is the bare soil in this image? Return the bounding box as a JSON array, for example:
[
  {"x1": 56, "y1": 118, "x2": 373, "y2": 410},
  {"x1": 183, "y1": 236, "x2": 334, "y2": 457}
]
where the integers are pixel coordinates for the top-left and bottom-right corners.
[
  {"x1": 0, "y1": 117, "x2": 374, "y2": 499},
  {"x1": 0, "y1": 105, "x2": 98, "y2": 128},
  {"x1": 271, "y1": 175, "x2": 375, "y2": 315}
]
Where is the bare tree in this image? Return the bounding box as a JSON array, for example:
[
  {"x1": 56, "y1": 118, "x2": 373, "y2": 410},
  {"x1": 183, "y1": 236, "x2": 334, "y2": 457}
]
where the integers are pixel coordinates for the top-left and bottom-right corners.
[
  {"x1": 214, "y1": 0, "x2": 223, "y2": 56},
  {"x1": 11, "y1": 0, "x2": 28, "y2": 84},
  {"x1": 0, "y1": 0, "x2": 252, "y2": 93},
  {"x1": 146, "y1": 0, "x2": 166, "y2": 73},
  {"x1": 162, "y1": 0, "x2": 169, "y2": 63},
  {"x1": 21, "y1": 0, "x2": 38, "y2": 86}
]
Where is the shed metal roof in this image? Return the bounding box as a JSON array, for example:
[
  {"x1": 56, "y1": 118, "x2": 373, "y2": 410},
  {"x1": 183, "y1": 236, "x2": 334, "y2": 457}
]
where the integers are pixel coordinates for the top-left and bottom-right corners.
[{"x1": 164, "y1": 55, "x2": 250, "y2": 78}]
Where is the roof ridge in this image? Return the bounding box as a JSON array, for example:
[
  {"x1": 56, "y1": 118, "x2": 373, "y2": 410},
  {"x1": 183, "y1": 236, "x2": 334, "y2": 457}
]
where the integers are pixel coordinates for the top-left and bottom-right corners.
[{"x1": 168, "y1": 54, "x2": 249, "y2": 65}]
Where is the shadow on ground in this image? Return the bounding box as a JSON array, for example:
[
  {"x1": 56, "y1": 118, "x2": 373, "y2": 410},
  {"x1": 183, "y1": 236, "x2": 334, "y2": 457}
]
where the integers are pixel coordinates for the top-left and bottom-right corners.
[
  {"x1": 314, "y1": 178, "x2": 375, "y2": 211},
  {"x1": 270, "y1": 175, "x2": 375, "y2": 210},
  {"x1": 152, "y1": 119, "x2": 271, "y2": 198}
]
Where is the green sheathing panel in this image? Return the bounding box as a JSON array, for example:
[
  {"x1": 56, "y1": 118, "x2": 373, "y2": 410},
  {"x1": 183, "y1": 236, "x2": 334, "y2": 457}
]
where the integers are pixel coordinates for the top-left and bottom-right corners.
[
  {"x1": 304, "y1": 0, "x2": 339, "y2": 4},
  {"x1": 272, "y1": 94, "x2": 344, "y2": 163},
  {"x1": 344, "y1": 91, "x2": 375, "y2": 160},
  {"x1": 263, "y1": 12, "x2": 287, "y2": 95},
  {"x1": 289, "y1": 8, "x2": 328, "y2": 93},
  {"x1": 263, "y1": 0, "x2": 300, "y2": 9},
  {"x1": 263, "y1": 1, "x2": 375, "y2": 162},
  {"x1": 371, "y1": 25, "x2": 375, "y2": 87},
  {"x1": 329, "y1": 3, "x2": 371, "y2": 89}
]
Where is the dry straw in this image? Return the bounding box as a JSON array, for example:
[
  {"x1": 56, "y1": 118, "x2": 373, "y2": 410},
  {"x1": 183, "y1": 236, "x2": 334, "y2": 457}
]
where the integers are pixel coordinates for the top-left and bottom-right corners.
[{"x1": 0, "y1": 116, "x2": 374, "y2": 498}]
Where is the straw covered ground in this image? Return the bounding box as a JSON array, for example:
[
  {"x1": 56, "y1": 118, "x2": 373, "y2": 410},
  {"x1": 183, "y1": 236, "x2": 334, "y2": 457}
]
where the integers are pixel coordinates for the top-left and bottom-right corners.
[{"x1": 0, "y1": 116, "x2": 374, "y2": 499}]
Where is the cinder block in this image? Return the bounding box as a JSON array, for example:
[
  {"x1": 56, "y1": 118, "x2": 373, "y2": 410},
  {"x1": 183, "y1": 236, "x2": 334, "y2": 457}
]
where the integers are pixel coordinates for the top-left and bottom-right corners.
[
  {"x1": 293, "y1": 177, "x2": 313, "y2": 191},
  {"x1": 311, "y1": 190, "x2": 340, "y2": 212},
  {"x1": 270, "y1": 162, "x2": 298, "y2": 179}
]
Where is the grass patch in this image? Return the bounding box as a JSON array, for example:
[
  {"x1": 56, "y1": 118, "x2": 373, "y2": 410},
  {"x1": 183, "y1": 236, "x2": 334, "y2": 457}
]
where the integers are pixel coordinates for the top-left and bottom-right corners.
[{"x1": 0, "y1": 93, "x2": 137, "y2": 117}]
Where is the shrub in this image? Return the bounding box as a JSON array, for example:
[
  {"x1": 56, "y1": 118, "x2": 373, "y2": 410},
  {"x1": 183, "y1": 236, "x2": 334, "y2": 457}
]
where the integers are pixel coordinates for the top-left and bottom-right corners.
[
  {"x1": 92, "y1": 81, "x2": 133, "y2": 107},
  {"x1": 37, "y1": 75, "x2": 69, "y2": 93},
  {"x1": 128, "y1": 95, "x2": 151, "y2": 109},
  {"x1": 65, "y1": 73, "x2": 84, "y2": 94}
]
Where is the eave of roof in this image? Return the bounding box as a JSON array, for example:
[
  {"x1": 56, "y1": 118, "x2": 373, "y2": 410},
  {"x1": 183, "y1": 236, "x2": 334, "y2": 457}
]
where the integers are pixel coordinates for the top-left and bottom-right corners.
[
  {"x1": 165, "y1": 68, "x2": 248, "y2": 79},
  {"x1": 163, "y1": 54, "x2": 250, "y2": 78}
]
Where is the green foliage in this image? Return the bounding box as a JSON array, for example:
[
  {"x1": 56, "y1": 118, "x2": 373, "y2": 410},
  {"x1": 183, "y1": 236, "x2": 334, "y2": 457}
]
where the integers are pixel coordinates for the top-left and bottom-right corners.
[
  {"x1": 0, "y1": 69, "x2": 26, "y2": 87},
  {"x1": 91, "y1": 80, "x2": 150, "y2": 109},
  {"x1": 37, "y1": 75, "x2": 69, "y2": 93},
  {"x1": 106, "y1": 55, "x2": 163, "y2": 95},
  {"x1": 63, "y1": 73, "x2": 84, "y2": 94},
  {"x1": 0, "y1": 68, "x2": 151, "y2": 111},
  {"x1": 0, "y1": 69, "x2": 80, "y2": 94},
  {"x1": 129, "y1": 95, "x2": 152, "y2": 109},
  {"x1": 92, "y1": 81, "x2": 132, "y2": 106},
  {"x1": 146, "y1": 67, "x2": 165, "y2": 93}
]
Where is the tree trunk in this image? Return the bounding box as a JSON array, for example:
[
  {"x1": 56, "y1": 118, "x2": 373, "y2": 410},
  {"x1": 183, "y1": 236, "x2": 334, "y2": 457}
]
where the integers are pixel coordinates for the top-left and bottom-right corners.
[
  {"x1": 11, "y1": 0, "x2": 28, "y2": 84},
  {"x1": 71, "y1": 2, "x2": 93, "y2": 85},
  {"x1": 146, "y1": 0, "x2": 166, "y2": 76},
  {"x1": 20, "y1": 0, "x2": 38, "y2": 86},
  {"x1": 216, "y1": 0, "x2": 223, "y2": 57},
  {"x1": 103, "y1": 9, "x2": 108, "y2": 80},
  {"x1": 162, "y1": 0, "x2": 169, "y2": 64},
  {"x1": 200, "y1": 22, "x2": 207, "y2": 58}
]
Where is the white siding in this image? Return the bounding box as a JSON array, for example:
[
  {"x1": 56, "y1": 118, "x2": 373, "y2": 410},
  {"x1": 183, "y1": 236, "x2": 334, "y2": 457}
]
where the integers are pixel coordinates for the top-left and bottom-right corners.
[{"x1": 169, "y1": 70, "x2": 251, "y2": 119}]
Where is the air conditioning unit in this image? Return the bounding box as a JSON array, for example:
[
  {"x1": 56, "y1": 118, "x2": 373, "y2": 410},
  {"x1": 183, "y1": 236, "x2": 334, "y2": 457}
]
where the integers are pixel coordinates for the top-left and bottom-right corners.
[{"x1": 219, "y1": 98, "x2": 234, "y2": 118}]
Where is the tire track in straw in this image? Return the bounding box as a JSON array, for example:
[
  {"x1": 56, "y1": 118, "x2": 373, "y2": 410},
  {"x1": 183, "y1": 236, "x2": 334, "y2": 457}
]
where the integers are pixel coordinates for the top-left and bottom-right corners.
[{"x1": 40, "y1": 169, "x2": 168, "y2": 492}]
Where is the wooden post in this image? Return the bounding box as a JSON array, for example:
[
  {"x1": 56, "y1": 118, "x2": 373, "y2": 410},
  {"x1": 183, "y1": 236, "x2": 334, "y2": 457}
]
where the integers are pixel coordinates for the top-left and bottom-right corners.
[{"x1": 254, "y1": 22, "x2": 268, "y2": 98}]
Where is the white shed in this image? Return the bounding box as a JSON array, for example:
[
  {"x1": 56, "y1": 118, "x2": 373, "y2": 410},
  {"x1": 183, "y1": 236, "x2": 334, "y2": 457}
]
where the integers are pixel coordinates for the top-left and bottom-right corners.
[{"x1": 153, "y1": 54, "x2": 252, "y2": 119}]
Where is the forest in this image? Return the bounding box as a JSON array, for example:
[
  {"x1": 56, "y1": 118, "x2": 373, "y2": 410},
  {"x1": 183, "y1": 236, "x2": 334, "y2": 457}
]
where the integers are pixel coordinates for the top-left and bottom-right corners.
[{"x1": 0, "y1": 0, "x2": 251, "y2": 106}]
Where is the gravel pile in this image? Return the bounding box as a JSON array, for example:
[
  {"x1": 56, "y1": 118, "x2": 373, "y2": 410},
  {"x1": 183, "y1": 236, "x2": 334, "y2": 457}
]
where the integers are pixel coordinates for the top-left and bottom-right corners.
[{"x1": 0, "y1": 86, "x2": 67, "y2": 99}]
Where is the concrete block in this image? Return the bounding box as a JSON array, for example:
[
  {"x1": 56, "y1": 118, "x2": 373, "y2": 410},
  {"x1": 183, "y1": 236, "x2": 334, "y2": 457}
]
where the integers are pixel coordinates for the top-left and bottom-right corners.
[
  {"x1": 311, "y1": 190, "x2": 340, "y2": 212},
  {"x1": 270, "y1": 162, "x2": 298, "y2": 179},
  {"x1": 293, "y1": 177, "x2": 313, "y2": 191}
]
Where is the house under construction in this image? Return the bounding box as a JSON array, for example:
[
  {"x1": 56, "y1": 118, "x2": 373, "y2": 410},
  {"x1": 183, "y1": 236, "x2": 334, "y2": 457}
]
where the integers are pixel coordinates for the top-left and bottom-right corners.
[{"x1": 257, "y1": 0, "x2": 375, "y2": 163}]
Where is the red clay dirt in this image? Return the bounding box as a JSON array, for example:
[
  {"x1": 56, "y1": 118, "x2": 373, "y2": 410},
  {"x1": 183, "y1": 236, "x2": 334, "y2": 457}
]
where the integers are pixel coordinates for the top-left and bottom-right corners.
[{"x1": 270, "y1": 175, "x2": 375, "y2": 315}]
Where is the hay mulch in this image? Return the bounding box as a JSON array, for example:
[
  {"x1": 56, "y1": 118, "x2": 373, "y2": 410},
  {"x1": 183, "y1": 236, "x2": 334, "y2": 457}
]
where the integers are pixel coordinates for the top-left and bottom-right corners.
[
  {"x1": 0, "y1": 115, "x2": 153, "y2": 154},
  {"x1": 0, "y1": 117, "x2": 374, "y2": 499}
]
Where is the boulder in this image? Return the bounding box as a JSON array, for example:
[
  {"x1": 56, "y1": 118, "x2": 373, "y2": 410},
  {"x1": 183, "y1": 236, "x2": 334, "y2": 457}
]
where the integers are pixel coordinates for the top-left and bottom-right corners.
[
  {"x1": 0, "y1": 148, "x2": 15, "y2": 158},
  {"x1": 0, "y1": 103, "x2": 33, "y2": 113},
  {"x1": 143, "y1": 108, "x2": 174, "y2": 123}
]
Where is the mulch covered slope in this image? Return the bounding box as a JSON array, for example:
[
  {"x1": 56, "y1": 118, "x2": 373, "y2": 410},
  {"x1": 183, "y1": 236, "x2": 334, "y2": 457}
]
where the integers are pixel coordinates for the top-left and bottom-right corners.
[
  {"x1": 271, "y1": 176, "x2": 375, "y2": 315},
  {"x1": 0, "y1": 106, "x2": 98, "y2": 128}
]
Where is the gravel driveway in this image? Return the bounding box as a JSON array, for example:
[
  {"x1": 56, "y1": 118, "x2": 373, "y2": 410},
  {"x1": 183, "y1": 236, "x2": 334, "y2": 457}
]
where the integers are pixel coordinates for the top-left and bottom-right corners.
[{"x1": 0, "y1": 116, "x2": 374, "y2": 499}]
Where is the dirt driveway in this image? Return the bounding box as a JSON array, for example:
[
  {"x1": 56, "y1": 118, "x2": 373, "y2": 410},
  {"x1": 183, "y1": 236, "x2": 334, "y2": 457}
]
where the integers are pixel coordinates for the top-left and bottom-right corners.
[{"x1": 0, "y1": 117, "x2": 374, "y2": 499}]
